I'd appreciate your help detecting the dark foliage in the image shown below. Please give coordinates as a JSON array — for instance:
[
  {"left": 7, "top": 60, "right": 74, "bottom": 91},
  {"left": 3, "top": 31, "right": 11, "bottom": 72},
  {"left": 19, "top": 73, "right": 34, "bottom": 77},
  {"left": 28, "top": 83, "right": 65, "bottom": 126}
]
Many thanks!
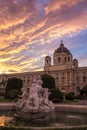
[
  {"left": 80, "top": 89, "right": 85, "bottom": 96},
  {"left": 75, "top": 94, "right": 84, "bottom": 100},
  {"left": 41, "top": 74, "right": 56, "bottom": 89},
  {"left": 49, "top": 89, "right": 64, "bottom": 103},
  {"left": 5, "top": 77, "right": 23, "bottom": 98},
  {"left": 6, "top": 89, "right": 20, "bottom": 99},
  {"left": 65, "top": 92, "right": 75, "bottom": 100},
  {"left": 0, "top": 88, "right": 5, "bottom": 96},
  {"left": 80, "top": 85, "right": 87, "bottom": 95},
  {"left": 80, "top": 85, "right": 87, "bottom": 100}
]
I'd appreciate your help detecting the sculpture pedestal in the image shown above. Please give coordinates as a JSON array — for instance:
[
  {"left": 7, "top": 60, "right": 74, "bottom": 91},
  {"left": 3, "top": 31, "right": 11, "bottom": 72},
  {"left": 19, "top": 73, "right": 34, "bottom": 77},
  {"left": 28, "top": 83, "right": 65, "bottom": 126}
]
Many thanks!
[{"left": 14, "top": 110, "right": 56, "bottom": 124}]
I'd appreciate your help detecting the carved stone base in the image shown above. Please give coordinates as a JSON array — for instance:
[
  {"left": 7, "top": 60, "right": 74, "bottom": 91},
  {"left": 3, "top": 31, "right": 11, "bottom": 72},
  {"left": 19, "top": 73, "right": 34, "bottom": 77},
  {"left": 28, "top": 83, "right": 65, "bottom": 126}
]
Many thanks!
[{"left": 14, "top": 110, "right": 56, "bottom": 124}]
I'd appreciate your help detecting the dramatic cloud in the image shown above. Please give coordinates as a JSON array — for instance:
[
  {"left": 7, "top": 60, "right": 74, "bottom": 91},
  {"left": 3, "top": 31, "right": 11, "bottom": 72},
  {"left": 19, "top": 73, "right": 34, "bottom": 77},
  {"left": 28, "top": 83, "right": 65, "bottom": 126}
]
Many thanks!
[{"left": 0, "top": 0, "right": 87, "bottom": 73}]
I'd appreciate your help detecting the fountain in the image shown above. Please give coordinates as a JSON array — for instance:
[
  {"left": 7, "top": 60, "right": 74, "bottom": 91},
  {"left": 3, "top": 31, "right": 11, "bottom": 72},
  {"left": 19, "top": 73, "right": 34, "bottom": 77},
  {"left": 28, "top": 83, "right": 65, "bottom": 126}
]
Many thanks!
[
  {"left": 14, "top": 76, "right": 55, "bottom": 123},
  {"left": 0, "top": 76, "right": 87, "bottom": 129}
]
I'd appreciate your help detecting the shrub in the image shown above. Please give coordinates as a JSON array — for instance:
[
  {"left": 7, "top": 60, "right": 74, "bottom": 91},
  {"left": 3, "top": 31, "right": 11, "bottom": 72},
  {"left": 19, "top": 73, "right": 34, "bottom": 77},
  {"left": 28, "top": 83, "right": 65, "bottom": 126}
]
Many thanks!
[
  {"left": 6, "top": 89, "right": 20, "bottom": 99},
  {"left": 49, "top": 89, "right": 64, "bottom": 103},
  {"left": 65, "top": 92, "right": 75, "bottom": 100},
  {"left": 41, "top": 74, "right": 56, "bottom": 90},
  {"left": 0, "top": 88, "right": 5, "bottom": 96},
  {"left": 5, "top": 78, "right": 22, "bottom": 98},
  {"left": 75, "top": 94, "right": 84, "bottom": 100}
]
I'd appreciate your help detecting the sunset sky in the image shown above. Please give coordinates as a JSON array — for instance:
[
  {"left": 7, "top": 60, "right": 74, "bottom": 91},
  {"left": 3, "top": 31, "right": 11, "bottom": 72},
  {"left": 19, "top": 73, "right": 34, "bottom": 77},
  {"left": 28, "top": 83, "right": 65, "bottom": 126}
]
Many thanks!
[{"left": 0, "top": 0, "right": 87, "bottom": 74}]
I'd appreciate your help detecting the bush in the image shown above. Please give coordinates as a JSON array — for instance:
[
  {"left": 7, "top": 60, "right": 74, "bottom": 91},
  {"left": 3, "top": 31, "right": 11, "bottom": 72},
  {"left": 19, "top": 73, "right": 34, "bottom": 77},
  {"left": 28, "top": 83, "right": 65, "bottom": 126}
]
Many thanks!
[
  {"left": 41, "top": 74, "right": 56, "bottom": 89},
  {"left": 0, "top": 88, "right": 5, "bottom": 96},
  {"left": 65, "top": 92, "right": 75, "bottom": 100},
  {"left": 6, "top": 89, "right": 20, "bottom": 99},
  {"left": 5, "top": 78, "right": 23, "bottom": 98},
  {"left": 49, "top": 89, "right": 64, "bottom": 103},
  {"left": 75, "top": 94, "right": 84, "bottom": 100}
]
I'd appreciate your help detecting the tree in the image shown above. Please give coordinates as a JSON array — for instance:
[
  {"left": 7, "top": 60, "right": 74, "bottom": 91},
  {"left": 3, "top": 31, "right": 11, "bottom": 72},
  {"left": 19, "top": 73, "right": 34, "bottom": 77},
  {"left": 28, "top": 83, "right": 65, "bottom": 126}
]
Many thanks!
[
  {"left": 5, "top": 77, "right": 23, "bottom": 98},
  {"left": 49, "top": 89, "right": 64, "bottom": 103},
  {"left": 65, "top": 92, "right": 75, "bottom": 100},
  {"left": 41, "top": 74, "right": 56, "bottom": 90},
  {"left": 80, "top": 85, "right": 87, "bottom": 100}
]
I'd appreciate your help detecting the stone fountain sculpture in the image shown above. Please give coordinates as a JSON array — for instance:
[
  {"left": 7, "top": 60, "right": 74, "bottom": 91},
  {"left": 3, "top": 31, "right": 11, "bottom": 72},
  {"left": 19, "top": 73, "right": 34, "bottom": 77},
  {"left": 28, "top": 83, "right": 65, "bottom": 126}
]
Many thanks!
[{"left": 15, "top": 76, "right": 55, "bottom": 122}]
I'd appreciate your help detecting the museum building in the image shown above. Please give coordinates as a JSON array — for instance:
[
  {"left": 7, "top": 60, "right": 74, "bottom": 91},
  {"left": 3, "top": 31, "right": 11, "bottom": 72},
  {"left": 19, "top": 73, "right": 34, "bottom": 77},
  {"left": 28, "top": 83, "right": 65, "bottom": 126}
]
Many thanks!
[{"left": 0, "top": 41, "right": 87, "bottom": 94}]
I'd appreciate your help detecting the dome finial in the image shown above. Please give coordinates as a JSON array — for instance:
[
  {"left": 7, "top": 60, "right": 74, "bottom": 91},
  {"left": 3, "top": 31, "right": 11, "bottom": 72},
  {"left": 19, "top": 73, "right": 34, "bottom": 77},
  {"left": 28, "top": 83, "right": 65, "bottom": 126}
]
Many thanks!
[
  {"left": 61, "top": 40, "right": 63, "bottom": 44},
  {"left": 60, "top": 40, "right": 64, "bottom": 47}
]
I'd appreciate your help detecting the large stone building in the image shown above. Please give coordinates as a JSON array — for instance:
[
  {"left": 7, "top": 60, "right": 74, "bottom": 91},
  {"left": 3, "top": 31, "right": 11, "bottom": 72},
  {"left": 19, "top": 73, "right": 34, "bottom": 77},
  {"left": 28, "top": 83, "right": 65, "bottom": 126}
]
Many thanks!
[{"left": 0, "top": 41, "right": 87, "bottom": 94}]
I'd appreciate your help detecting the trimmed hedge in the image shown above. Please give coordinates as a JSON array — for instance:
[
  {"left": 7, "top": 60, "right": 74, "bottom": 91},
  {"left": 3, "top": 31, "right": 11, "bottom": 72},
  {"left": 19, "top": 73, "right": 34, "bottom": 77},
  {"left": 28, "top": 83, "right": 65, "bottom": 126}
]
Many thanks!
[
  {"left": 6, "top": 89, "right": 21, "bottom": 99},
  {"left": 49, "top": 89, "right": 64, "bottom": 103},
  {"left": 75, "top": 94, "right": 84, "bottom": 100},
  {"left": 5, "top": 78, "right": 22, "bottom": 99},
  {"left": 65, "top": 92, "right": 75, "bottom": 100},
  {"left": 41, "top": 74, "right": 56, "bottom": 90}
]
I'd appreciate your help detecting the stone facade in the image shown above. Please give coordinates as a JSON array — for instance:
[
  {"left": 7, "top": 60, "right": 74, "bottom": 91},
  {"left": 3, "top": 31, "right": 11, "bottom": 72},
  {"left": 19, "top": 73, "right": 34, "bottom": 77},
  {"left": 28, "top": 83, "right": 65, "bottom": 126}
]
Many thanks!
[{"left": 0, "top": 41, "right": 87, "bottom": 94}]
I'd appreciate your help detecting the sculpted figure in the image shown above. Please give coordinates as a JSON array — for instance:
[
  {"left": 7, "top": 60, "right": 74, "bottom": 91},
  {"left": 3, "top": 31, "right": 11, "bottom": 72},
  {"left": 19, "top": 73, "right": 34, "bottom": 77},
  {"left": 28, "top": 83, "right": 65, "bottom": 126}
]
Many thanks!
[
  {"left": 15, "top": 87, "right": 28, "bottom": 110},
  {"left": 24, "top": 77, "right": 42, "bottom": 112},
  {"left": 15, "top": 75, "right": 54, "bottom": 114}
]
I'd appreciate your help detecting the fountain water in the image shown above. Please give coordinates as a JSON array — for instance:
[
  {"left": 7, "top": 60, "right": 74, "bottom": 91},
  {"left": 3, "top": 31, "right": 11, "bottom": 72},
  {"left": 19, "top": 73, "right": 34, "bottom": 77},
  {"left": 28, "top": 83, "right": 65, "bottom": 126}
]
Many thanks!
[{"left": 14, "top": 76, "right": 55, "bottom": 123}]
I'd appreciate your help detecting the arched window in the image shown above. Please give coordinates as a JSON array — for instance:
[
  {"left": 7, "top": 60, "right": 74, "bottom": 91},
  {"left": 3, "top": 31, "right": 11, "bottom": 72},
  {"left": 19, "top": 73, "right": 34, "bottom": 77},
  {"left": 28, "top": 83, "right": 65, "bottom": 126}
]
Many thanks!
[
  {"left": 77, "top": 86, "right": 80, "bottom": 92},
  {"left": 56, "top": 77, "right": 59, "bottom": 85},
  {"left": 68, "top": 57, "right": 70, "bottom": 62},
  {"left": 64, "top": 57, "right": 66, "bottom": 63},
  {"left": 62, "top": 77, "right": 65, "bottom": 83},
  {"left": 83, "top": 76, "right": 86, "bottom": 82},
  {"left": 74, "top": 62, "right": 76, "bottom": 66},
  {"left": 27, "top": 80, "right": 29, "bottom": 83},
  {"left": 67, "top": 71, "right": 70, "bottom": 82},
  {"left": 58, "top": 57, "right": 61, "bottom": 63},
  {"left": 46, "top": 59, "right": 48, "bottom": 64},
  {"left": 62, "top": 73, "right": 64, "bottom": 75}
]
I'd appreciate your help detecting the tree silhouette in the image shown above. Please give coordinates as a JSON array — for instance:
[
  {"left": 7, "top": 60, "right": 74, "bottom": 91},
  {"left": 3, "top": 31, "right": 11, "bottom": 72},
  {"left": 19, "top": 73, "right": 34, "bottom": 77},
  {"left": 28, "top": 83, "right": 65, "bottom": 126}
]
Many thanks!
[
  {"left": 5, "top": 77, "right": 23, "bottom": 98},
  {"left": 41, "top": 74, "right": 56, "bottom": 89},
  {"left": 80, "top": 85, "right": 87, "bottom": 100}
]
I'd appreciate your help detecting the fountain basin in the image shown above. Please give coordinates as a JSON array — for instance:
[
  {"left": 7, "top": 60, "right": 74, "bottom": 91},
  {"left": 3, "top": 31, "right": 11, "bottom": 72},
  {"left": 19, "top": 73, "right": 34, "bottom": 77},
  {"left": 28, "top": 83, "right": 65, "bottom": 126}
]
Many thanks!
[
  {"left": 55, "top": 104, "right": 87, "bottom": 113},
  {"left": 0, "top": 104, "right": 87, "bottom": 130},
  {"left": 0, "top": 103, "right": 15, "bottom": 111}
]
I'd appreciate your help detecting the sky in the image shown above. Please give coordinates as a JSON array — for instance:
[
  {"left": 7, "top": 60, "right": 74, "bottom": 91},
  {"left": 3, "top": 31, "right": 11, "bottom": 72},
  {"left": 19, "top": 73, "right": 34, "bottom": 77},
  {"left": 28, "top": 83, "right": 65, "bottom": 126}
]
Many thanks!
[{"left": 0, "top": 0, "right": 87, "bottom": 74}]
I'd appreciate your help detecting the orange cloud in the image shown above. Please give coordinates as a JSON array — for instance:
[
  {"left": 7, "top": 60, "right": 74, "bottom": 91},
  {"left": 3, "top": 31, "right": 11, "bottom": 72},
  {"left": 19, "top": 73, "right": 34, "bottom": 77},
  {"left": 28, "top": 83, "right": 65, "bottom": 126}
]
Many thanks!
[
  {"left": 45, "top": 0, "right": 84, "bottom": 14},
  {"left": 0, "top": 0, "right": 87, "bottom": 73}
]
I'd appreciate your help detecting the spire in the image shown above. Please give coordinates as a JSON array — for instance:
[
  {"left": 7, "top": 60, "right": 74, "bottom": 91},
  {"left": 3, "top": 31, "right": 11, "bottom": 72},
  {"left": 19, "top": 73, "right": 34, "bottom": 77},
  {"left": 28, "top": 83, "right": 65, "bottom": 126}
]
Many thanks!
[
  {"left": 60, "top": 40, "right": 64, "bottom": 47},
  {"left": 61, "top": 40, "right": 63, "bottom": 44},
  {"left": 60, "top": 40, "right": 64, "bottom": 52}
]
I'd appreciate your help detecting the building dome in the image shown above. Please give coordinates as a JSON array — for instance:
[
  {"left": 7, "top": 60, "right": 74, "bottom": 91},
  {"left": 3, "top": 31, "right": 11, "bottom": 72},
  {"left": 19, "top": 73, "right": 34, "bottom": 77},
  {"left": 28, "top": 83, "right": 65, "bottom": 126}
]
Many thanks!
[
  {"left": 54, "top": 41, "right": 71, "bottom": 55},
  {"left": 73, "top": 59, "right": 78, "bottom": 62},
  {"left": 45, "top": 55, "right": 51, "bottom": 67},
  {"left": 73, "top": 58, "right": 78, "bottom": 68},
  {"left": 45, "top": 55, "right": 51, "bottom": 59}
]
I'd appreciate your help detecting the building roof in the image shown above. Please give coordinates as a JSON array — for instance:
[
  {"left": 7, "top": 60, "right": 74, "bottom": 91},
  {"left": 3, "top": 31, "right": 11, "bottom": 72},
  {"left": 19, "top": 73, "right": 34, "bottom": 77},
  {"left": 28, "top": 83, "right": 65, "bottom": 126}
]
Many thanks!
[
  {"left": 45, "top": 55, "right": 51, "bottom": 58},
  {"left": 73, "top": 59, "right": 78, "bottom": 62},
  {"left": 54, "top": 41, "right": 71, "bottom": 55}
]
